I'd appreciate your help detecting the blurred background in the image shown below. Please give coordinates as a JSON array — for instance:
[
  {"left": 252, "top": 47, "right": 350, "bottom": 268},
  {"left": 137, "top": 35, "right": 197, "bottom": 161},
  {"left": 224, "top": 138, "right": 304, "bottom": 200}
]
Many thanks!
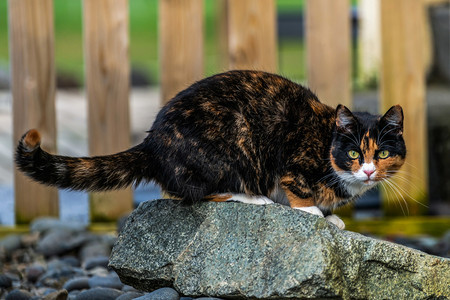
[{"left": 0, "top": 0, "right": 449, "bottom": 245}]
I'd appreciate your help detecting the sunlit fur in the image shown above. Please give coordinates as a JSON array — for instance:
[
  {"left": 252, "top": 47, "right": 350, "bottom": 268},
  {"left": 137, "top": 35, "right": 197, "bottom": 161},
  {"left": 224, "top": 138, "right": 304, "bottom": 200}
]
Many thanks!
[{"left": 15, "top": 70, "right": 406, "bottom": 215}]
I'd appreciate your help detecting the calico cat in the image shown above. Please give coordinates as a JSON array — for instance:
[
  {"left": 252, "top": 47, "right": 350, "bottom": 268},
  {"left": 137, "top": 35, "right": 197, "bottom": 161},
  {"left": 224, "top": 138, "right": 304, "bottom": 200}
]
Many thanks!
[{"left": 15, "top": 70, "right": 406, "bottom": 229}]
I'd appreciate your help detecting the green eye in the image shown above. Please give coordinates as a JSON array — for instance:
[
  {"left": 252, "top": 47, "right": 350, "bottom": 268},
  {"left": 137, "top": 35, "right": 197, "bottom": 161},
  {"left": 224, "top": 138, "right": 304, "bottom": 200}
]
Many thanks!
[
  {"left": 348, "top": 150, "right": 360, "bottom": 159},
  {"left": 378, "top": 150, "right": 390, "bottom": 159}
]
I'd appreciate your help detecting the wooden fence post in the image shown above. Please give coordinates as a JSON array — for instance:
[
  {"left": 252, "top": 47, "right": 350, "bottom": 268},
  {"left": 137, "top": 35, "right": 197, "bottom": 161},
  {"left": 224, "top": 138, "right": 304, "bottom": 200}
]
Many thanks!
[
  {"left": 159, "top": 0, "right": 204, "bottom": 104},
  {"left": 380, "top": 0, "right": 428, "bottom": 216},
  {"left": 358, "top": 0, "right": 381, "bottom": 86},
  {"left": 227, "top": 0, "right": 278, "bottom": 72},
  {"left": 8, "top": 0, "right": 59, "bottom": 224},
  {"left": 305, "top": 0, "right": 351, "bottom": 108},
  {"left": 83, "top": 0, "right": 133, "bottom": 222}
]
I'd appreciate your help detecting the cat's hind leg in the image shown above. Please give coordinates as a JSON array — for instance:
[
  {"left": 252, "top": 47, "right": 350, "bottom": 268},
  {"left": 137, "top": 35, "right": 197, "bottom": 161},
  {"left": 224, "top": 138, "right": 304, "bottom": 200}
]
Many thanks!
[{"left": 204, "top": 193, "right": 274, "bottom": 205}]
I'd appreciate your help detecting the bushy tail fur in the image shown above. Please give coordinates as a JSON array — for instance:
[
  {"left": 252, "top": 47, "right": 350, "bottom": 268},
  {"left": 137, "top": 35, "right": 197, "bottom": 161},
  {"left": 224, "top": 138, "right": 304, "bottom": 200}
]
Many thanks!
[{"left": 15, "top": 129, "right": 150, "bottom": 191}]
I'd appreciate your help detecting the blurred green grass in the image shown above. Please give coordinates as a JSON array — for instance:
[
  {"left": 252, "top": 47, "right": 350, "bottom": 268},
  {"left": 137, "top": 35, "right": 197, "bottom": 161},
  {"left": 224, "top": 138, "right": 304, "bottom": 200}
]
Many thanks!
[{"left": 0, "top": 0, "right": 308, "bottom": 85}]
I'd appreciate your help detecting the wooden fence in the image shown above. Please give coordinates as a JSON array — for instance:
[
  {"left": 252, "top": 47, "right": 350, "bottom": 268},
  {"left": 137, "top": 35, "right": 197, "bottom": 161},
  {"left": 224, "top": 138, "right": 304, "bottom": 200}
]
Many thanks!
[{"left": 8, "top": 0, "right": 432, "bottom": 224}]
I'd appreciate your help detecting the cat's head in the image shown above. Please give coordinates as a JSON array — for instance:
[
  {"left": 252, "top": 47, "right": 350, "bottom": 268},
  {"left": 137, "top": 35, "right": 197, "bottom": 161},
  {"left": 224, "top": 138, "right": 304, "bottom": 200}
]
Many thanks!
[{"left": 330, "top": 105, "right": 406, "bottom": 195}]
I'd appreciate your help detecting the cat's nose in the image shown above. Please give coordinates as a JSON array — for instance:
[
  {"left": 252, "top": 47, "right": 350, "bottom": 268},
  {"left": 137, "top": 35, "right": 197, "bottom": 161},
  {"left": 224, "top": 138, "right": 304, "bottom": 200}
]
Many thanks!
[{"left": 363, "top": 169, "right": 375, "bottom": 178}]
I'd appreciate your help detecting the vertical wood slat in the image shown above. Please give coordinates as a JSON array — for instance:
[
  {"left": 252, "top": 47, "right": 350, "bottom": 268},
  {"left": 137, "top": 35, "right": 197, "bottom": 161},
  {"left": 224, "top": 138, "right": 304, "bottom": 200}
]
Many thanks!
[
  {"left": 227, "top": 0, "right": 278, "bottom": 72},
  {"left": 83, "top": 0, "right": 133, "bottom": 222},
  {"left": 380, "top": 0, "right": 428, "bottom": 216},
  {"left": 159, "top": 0, "right": 204, "bottom": 104},
  {"left": 216, "top": 0, "right": 229, "bottom": 71},
  {"left": 8, "top": 0, "right": 59, "bottom": 224},
  {"left": 305, "top": 0, "right": 351, "bottom": 108},
  {"left": 358, "top": 0, "right": 381, "bottom": 86}
]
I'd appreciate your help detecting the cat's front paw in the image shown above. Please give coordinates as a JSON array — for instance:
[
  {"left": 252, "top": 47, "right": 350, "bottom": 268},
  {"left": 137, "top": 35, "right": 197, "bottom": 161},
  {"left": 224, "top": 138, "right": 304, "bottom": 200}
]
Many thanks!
[
  {"left": 229, "top": 194, "right": 274, "bottom": 205},
  {"left": 294, "top": 206, "right": 324, "bottom": 217},
  {"left": 325, "top": 214, "right": 345, "bottom": 229}
]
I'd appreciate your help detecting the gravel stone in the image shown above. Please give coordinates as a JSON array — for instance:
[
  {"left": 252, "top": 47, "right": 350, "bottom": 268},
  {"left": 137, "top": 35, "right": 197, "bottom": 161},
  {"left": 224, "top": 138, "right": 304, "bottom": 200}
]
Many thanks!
[
  {"left": 5, "top": 289, "right": 33, "bottom": 300},
  {"left": 62, "top": 277, "right": 90, "bottom": 292},
  {"left": 74, "top": 287, "right": 122, "bottom": 300},
  {"left": 83, "top": 255, "right": 109, "bottom": 270},
  {"left": 88, "top": 273, "right": 124, "bottom": 289},
  {"left": 0, "top": 274, "right": 13, "bottom": 288}
]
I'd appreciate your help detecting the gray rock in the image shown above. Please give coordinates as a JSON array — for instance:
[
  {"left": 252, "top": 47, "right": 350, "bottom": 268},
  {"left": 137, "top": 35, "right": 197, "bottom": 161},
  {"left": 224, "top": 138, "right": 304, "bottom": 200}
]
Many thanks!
[
  {"left": 110, "top": 200, "right": 450, "bottom": 299},
  {"left": 134, "top": 288, "right": 179, "bottom": 300},
  {"left": 74, "top": 287, "right": 122, "bottom": 300}
]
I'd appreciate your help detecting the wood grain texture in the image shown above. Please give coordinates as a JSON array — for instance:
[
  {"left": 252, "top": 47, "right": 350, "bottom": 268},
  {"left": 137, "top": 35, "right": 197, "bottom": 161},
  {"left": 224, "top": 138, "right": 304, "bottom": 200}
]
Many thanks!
[
  {"left": 227, "top": 0, "right": 277, "bottom": 72},
  {"left": 306, "top": 0, "right": 351, "bottom": 108},
  {"left": 380, "top": 0, "right": 428, "bottom": 216},
  {"left": 8, "top": 0, "right": 59, "bottom": 224},
  {"left": 83, "top": 0, "right": 132, "bottom": 221},
  {"left": 159, "top": 0, "right": 204, "bottom": 104}
]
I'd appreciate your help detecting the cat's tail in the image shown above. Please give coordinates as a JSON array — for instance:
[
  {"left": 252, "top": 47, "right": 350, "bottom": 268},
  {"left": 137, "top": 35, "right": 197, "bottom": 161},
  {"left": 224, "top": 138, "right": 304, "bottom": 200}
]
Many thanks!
[{"left": 15, "top": 129, "right": 151, "bottom": 191}]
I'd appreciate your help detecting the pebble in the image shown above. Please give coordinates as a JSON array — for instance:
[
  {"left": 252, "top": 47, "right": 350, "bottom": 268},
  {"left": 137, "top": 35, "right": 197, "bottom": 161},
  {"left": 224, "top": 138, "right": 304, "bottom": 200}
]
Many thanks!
[
  {"left": 135, "top": 287, "right": 179, "bottom": 300},
  {"left": 25, "top": 263, "right": 46, "bottom": 283},
  {"left": 74, "top": 287, "right": 123, "bottom": 300},
  {"left": 79, "top": 241, "right": 111, "bottom": 262},
  {"left": 5, "top": 289, "right": 33, "bottom": 300},
  {"left": 0, "top": 234, "right": 22, "bottom": 255},
  {"left": 60, "top": 256, "right": 81, "bottom": 268},
  {"left": 30, "top": 217, "right": 87, "bottom": 234},
  {"left": 88, "top": 273, "right": 124, "bottom": 290},
  {"left": 42, "top": 289, "right": 69, "bottom": 300},
  {"left": 0, "top": 274, "right": 13, "bottom": 288},
  {"left": 116, "top": 291, "right": 145, "bottom": 300},
  {"left": 62, "top": 277, "right": 90, "bottom": 292},
  {"left": 37, "top": 230, "right": 92, "bottom": 257},
  {"left": 83, "top": 255, "right": 110, "bottom": 270}
]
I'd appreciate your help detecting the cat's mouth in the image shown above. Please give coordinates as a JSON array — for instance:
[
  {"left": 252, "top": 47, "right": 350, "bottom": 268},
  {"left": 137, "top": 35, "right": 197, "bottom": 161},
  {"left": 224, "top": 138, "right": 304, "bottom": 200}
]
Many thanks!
[{"left": 363, "top": 179, "right": 377, "bottom": 185}]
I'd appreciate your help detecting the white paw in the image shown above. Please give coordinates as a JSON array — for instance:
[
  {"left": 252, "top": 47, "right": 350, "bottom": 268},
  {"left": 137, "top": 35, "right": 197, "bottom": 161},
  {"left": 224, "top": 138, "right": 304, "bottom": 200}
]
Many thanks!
[
  {"left": 294, "top": 206, "right": 324, "bottom": 217},
  {"left": 326, "top": 214, "right": 345, "bottom": 229},
  {"left": 229, "top": 194, "right": 274, "bottom": 205}
]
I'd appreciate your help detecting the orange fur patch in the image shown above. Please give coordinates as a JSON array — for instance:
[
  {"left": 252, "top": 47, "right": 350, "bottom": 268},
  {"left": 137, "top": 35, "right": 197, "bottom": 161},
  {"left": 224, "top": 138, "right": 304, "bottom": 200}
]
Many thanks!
[
  {"left": 282, "top": 187, "right": 315, "bottom": 208},
  {"left": 315, "top": 183, "right": 342, "bottom": 208},
  {"left": 24, "top": 129, "right": 41, "bottom": 150},
  {"left": 374, "top": 156, "right": 405, "bottom": 181},
  {"left": 361, "top": 132, "right": 378, "bottom": 163},
  {"left": 204, "top": 194, "right": 233, "bottom": 202}
]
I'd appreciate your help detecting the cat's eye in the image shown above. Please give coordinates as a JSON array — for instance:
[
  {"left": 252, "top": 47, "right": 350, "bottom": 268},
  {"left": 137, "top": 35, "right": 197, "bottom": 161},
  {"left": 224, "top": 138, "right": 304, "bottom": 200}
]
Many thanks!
[
  {"left": 378, "top": 150, "right": 390, "bottom": 159},
  {"left": 348, "top": 150, "right": 360, "bottom": 159}
]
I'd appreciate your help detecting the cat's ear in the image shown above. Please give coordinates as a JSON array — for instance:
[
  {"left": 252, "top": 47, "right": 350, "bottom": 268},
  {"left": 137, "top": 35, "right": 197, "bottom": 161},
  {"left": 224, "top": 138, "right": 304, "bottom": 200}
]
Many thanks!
[
  {"left": 335, "top": 105, "right": 357, "bottom": 132},
  {"left": 380, "top": 105, "right": 404, "bottom": 135}
]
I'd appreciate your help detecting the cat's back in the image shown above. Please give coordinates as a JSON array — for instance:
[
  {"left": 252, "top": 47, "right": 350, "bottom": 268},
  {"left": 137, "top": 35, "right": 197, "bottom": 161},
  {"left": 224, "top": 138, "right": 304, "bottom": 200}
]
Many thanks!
[{"left": 156, "top": 70, "right": 324, "bottom": 125}]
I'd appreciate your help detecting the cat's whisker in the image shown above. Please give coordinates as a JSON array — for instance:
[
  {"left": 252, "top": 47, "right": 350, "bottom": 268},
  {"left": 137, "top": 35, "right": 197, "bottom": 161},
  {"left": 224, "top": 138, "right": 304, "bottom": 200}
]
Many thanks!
[
  {"left": 384, "top": 177, "right": 428, "bottom": 209},
  {"left": 385, "top": 170, "right": 427, "bottom": 186},
  {"left": 380, "top": 181, "right": 407, "bottom": 216},
  {"left": 403, "top": 161, "right": 420, "bottom": 171},
  {"left": 382, "top": 179, "right": 409, "bottom": 215}
]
